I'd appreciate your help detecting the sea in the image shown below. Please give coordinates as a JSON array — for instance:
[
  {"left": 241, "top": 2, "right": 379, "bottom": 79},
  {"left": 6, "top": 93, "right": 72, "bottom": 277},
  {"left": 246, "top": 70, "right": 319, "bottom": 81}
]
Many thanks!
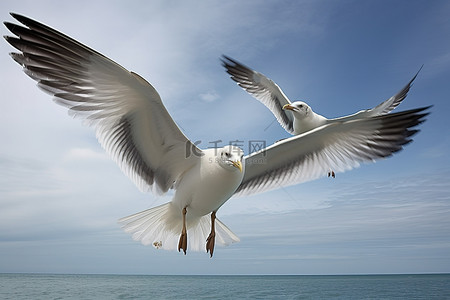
[{"left": 0, "top": 273, "right": 449, "bottom": 299}]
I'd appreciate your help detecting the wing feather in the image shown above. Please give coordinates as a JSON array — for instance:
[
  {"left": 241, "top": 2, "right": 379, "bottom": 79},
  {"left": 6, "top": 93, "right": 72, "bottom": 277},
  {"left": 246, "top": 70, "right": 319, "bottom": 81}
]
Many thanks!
[
  {"left": 369, "top": 66, "right": 423, "bottom": 116},
  {"left": 222, "top": 55, "right": 294, "bottom": 133},
  {"left": 235, "top": 107, "right": 430, "bottom": 196},
  {"left": 4, "top": 13, "right": 200, "bottom": 195},
  {"left": 332, "top": 67, "right": 423, "bottom": 122}
]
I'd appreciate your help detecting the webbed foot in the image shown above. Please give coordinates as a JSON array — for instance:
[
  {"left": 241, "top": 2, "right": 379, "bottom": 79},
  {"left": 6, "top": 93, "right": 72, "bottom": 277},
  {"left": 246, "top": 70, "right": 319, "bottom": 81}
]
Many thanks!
[
  {"left": 206, "top": 231, "right": 216, "bottom": 258},
  {"left": 178, "top": 207, "right": 188, "bottom": 255},
  {"left": 178, "top": 231, "right": 187, "bottom": 255},
  {"left": 206, "top": 211, "right": 216, "bottom": 258}
]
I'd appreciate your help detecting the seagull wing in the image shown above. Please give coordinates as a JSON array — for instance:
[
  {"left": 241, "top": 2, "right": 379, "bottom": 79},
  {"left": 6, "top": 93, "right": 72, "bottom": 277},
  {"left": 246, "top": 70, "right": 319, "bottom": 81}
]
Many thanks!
[
  {"left": 222, "top": 55, "right": 295, "bottom": 134},
  {"left": 333, "top": 67, "right": 423, "bottom": 122},
  {"left": 368, "top": 66, "right": 422, "bottom": 115},
  {"left": 4, "top": 13, "right": 201, "bottom": 195},
  {"left": 235, "top": 106, "right": 430, "bottom": 196}
]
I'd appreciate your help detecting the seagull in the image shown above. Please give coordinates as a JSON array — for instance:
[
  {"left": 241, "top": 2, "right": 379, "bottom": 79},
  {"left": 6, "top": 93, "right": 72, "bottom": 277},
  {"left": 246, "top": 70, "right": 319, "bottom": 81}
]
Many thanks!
[
  {"left": 4, "top": 13, "right": 430, "bottom": 257},
  {"left": 222, "top": 55, "right": 423, "bottom": 178},
  {"left": 4, "top": 13, "right": 244, "bottom": 257}
]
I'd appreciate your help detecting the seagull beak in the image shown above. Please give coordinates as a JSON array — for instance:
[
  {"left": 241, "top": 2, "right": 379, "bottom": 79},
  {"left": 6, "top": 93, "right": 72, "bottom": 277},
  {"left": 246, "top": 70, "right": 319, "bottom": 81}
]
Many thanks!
[
  {"left": 232, "top": 160, "right": 243, "bottom": 172},
  {"left": 283, "top": 104, "right": 295, "bottom": 111}
]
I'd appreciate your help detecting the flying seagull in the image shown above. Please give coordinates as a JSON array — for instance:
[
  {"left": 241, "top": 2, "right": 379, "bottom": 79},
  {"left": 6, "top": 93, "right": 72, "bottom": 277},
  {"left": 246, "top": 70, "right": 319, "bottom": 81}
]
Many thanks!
[
  {"left": 4, "top": 13, "right": 430, "bottom": 257},
  {"left": 222, "top": 55, "right": 423, "bottom": 178}
]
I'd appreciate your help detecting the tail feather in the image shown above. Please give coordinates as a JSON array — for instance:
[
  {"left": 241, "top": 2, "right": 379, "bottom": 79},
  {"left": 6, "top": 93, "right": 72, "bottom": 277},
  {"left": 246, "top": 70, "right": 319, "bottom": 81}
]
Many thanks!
[
  {"left": 118, "top": 202, "right": 240, "bottom": 252},
  {"left": 216, "top": 218, "right": 240, "bottom": 245}
]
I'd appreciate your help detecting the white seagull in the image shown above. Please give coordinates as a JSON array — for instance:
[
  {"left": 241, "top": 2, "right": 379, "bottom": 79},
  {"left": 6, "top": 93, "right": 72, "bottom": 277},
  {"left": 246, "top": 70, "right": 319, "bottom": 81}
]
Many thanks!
[
  {"left": 222, "top": 55, "right": 423, "bottom": 178},
  {"left": 222, "top": 55, "right": 422, "bottom": 134},
  {"left": 5, "top": 13, "right": 430, "bottom": 257}
]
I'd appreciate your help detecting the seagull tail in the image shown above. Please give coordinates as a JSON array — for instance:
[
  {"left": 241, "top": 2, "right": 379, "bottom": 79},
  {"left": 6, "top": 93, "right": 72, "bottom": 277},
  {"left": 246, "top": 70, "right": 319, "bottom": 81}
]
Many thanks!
[
  {"left": 215, "top": 217, "right": 241, "bottom": 246},
  {"left": 118, "top": 203, "right": 240, "bottom": 253}
]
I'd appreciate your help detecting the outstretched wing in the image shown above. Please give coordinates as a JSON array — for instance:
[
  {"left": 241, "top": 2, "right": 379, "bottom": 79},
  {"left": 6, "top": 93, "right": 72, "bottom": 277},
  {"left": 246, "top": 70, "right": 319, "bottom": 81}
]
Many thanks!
[
  {"left": 235, "top": 107, "right": 430, "bottom": 196},
  {"left": 4, "top": 13, "right": 200, "bottom": 195},
  {"left": 368, "top": 66, "right": 423, "bottom": 115},
  {"left": 333, "top": 67, "right": 423, "bottom": 122},
  {"left": 222, "top": 55, "right": 295, "bottom": 134}
]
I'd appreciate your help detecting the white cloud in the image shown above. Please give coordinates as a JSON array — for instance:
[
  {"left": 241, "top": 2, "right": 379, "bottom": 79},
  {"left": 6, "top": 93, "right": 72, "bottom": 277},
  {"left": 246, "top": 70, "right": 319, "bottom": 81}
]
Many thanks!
[
  {"left": 63, "top": 147, "right": 108, "bottom": 162},
  {"left": 199, "top": 90, "right": 220, "bottom": 103}
]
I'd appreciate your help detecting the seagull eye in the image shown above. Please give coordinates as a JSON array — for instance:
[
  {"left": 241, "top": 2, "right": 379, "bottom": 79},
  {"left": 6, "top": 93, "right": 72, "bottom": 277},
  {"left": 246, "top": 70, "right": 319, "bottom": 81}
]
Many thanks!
[
  {"left": 225, "top": 152, "right": 231, "bottom": 158},
  {"left": 298, "top": 104, "right": 303, "bottom": 108}
]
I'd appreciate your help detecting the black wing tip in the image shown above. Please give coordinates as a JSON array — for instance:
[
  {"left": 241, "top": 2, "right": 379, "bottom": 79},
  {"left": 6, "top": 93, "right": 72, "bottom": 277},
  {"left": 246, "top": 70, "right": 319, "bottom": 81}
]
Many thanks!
[
  {"left": 419, "top": 105, "right": 433, "bottom": 113},
  {"left": 10, "top": 53, "right": 30, "bottom": 69},
  {"left": 415, "top": 64, "right": 424, "bottom": 77},
  {"left": 4, "top": 13, "right": 31, "bottom": 38},
  {"left": 408, "top": 106, "right": 432, "bottom": 124},
  {"left": 221, "top": 54, "right": 238, "bottom": 68},
  {"left": 9, "top": 12, "right": 29, "bottom": 24},
  {"left": 221, "top": 54, "right": 233, "bottom": 63},
  {"left": 4, "top": 21, "right": 22, "bottom": 37},
  {"left": 390, "top": 65, "right": 425, "bottom": 107},
  {"left": 220, "top": 54, "right": 253, "bottom": 72},
  {"left": 407, "top": 105, "right": 432, "bottom": 115},
  {"left": 377, "top": 106, "right": 431, "bottom": 134},
  {"left": 405, "top": 129, "right": 420, "bottom": 138},
  {"left": 8, "top": 13, "right": 50, "bottom": 33},
  {"left": 387, "top": 106, "right": 432, "bottom": 119},
  {"left": 407, "top": 64, "right": 424, "bottom": 87},
  {"left": 3, "top": 35, "right": 22, "bottom": 51}
]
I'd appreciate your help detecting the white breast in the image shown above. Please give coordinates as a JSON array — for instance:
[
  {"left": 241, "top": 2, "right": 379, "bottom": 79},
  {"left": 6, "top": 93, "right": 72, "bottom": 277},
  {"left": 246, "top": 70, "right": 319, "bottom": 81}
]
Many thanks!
[
  {"left": 171, "top": 149, "right": 244, "bottom": 217},
  {"left": 293, "top": 112, "right": 328, "bottom": 135}
]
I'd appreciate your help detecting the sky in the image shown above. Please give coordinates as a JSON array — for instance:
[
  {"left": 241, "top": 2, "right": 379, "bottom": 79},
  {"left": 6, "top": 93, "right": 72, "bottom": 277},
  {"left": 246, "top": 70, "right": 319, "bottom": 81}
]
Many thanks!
[{"left": 0, "top": 0, "right": 449, "bottom": 275}]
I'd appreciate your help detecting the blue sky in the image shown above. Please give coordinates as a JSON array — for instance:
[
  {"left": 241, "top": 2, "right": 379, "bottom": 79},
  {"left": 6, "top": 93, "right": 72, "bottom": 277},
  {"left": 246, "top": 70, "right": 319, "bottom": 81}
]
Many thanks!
[{"left": 0, "top": 0, "right": 449, "bottom": 275}]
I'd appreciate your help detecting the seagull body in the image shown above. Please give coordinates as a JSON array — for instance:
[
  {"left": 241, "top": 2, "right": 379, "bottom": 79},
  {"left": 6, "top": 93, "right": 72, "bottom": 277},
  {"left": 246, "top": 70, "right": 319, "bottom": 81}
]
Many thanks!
[
  {"left": 120, "top": 146, "right": 244, "bottom": 255},
  {"left": 222, "top": 55, "right": 422, "bottom": 135},
  {"left": 170, "top": 148, "right": 244, "bottom": 217},
  {"left": 5, "top": 13, "right": 429, "bottom": 257}
]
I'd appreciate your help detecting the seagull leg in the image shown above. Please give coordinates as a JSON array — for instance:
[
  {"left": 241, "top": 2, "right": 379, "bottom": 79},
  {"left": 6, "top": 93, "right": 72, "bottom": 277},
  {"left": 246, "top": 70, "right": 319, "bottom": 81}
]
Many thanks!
[
  {"left": 206, "top": 211, "right": 216, "bottom": 258},
  {"left": 328, "top": 170, "right": 335, "bottom": 178},
  {"left": 178, "top": 207, "right": 188, "bottom": 255}
]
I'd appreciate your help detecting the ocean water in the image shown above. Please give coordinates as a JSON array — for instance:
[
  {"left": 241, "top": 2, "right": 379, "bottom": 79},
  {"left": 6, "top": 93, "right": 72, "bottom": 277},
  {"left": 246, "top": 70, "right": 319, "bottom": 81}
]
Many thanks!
[{"left": 0, "top": 273, "right": 448, "bottom": 299}]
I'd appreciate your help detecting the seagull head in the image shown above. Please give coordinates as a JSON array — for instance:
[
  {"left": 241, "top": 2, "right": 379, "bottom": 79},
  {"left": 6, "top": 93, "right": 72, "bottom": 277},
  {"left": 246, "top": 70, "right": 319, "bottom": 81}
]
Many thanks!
[
  {"left": 218, "top": 145, "right": 244, "bottom": 173},
  {"left": 282, "top": 101, "right": 310, "bottom": 117}
]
